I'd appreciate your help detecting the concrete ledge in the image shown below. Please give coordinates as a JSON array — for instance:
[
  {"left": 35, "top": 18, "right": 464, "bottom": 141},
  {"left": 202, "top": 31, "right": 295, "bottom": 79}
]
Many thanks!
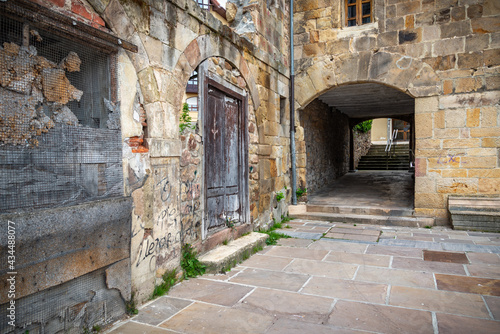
[
  {"left": 199, "top": 232, "right": 268, "bottom": 274},
  {"left": 449, "top": 197, "right": 500, "bottom": 232},
  {"left": 290, "top": 211, "right": 434, "bottom": 227}
]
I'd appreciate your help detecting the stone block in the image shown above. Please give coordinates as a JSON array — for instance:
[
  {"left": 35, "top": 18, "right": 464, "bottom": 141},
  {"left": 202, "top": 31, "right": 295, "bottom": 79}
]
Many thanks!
[
  {"left": 0, "top": 197, "right": 132, "bottom": 304},
  {"left": 460, "top": 156, "right": 497, "bottom": 168},
  {"left": 455, "top": 77, "right": 483, "bottom": 93},
  {"left": 480, "top": 106, "right": 499, "bottom": 127},
  {"left": 415, "top": 193, "right": 446, "bottom": 209},
  {"left": 471, "top": 17, "right": 500, "bottom": 34},
  {"left": 482, "top": 137, "right": 500, "bottom": 147},
  {"left": 137, "top": 67, "right": 160, "bottom": 104},
  {"left": 415, "top": 177, "right": 436, "bottom": 193},
  {"left": 466, "top": 108, "right": 480, "bottom": 127},
  {"left": 445, "top": 109, "right": 466, "bottom": 128},
  {"left": 432, "top": 37, "right": 465, "bottom": 57},
  {"left": 104, "top": 0, "right": 135, "bottom": 40},
  {"left": 325, "top": 38, "right": 350, "bottom": 55},
  {"left": 470, "top": 127, "right": 500, "bottom": 138},
  {"left": 302, "top": 43, "right": 326, "bottom": 57},
  {"left": 437, "top": 178, "right": 478, "bottom": 194},
  {"left": 484, "top": 49, "right": 500, "bottom": 67},
  {"left": 443, "top": 138, "right": 480, "bottom": 148},
  {"left": 440, "top": 21, "right": 472, "bottom": 39},
  {"left": 465, "top": 34, "right": 490, "bottom": 53},
  {"left": 140, "top": 34, "right": 163, "bottom": 67},
  {"left": 441, "top": 169, "right": 467, "bottom": 178},
  {"left": 415, "top": 113, "right": 433, "bottom": 138},
  {"left": 434, "top": 128, "right": 460, "bottom": 139}
]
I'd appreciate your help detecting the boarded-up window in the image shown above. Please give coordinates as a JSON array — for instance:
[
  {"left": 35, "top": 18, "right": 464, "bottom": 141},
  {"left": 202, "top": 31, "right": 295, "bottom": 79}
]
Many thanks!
[{"left": 0, "top": 13, "right": 122, "bottom": 212}]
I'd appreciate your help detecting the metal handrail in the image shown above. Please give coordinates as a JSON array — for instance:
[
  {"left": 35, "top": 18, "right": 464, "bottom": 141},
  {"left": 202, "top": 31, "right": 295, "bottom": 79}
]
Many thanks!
[{"left": 385, "top": 129, "right": 398, "bottom": 153}]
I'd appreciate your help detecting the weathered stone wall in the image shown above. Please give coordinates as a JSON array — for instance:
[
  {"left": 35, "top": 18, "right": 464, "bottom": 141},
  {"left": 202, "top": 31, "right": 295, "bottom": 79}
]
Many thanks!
[
  {"left": 299, "top": 99, "right": 349, "bottom": 194},
  {"left": 293, "top": 0, "right": 500, "bottom": 224},
  {"left": 15, "top": 0, "right": 291, "bottom": 312},
  {"left": 354, "top": 130, "right": 372, "bottom": 169}
]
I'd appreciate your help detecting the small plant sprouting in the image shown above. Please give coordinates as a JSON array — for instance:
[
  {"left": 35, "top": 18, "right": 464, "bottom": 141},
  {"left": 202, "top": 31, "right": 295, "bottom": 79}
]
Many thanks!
[
  {"left": 150, "top": 269, "right": 178, "bottom": 300},
  {"left": 181, "top": 244, "right": 206, "bottom": 279},
  {"left": 126, "top": 292, "right": 139, "bottom": 315},
  {"left": 222, "top": 239, "right": 229, "bottom": 246},
  {"left": 296, "top": 187, "right": 307, "bottom": 199},
  {"left": 276, "top": 191, "right": 284, "bottom": 202},
  {"left": 180, "top": 102, "right": 195, "bottom": 133},
  {"left": 285, "top": 224, "right": 292, "bottom": 229},
  {"left": 424, "top": 225, "right": 432, "bottom": 229},
  {"left": 92, "top": 325, "right": 101, "bottom": 333}
]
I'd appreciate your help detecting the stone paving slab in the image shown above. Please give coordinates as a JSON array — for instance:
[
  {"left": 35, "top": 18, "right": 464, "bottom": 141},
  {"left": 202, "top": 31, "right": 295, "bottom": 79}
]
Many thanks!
[
  {"left": 237, "top": 254, "right": 293, "bottom": 271},
  {"left": 238, "top": 288, "right": 334, "bottom": 324},
  {"left": 327, "top": 300, "right": 434, "bottom": 334},
  {"left": 106, "top": 221, "right": 500, "bottom": 334},
  {"left": 302, "top": 276, "right": 388, "bottom": 303},
  {"left": 354, "top": 266, "right": 435, "bottom": 288},
  {"left": 131, "top": 297, "right": 192, "bottom": 326},
  {"left": 284, "top": 258, "right": 358, "bottom": 279},
  {"left": 436, "top": 313, "right": 500, "bottom": 333},
  {"left": 228, "top": 268, "right": 309, "bottom": 292},
  {"left": 324, "top": 251, "right": 391, "bottom": 267},
  {"left": 265, "top": 317, "right": 364, "bottom": 334},
  {"left": 389, "top": 285, "right": 490, "bottom": 318},
  {"left": 392, "top": 256, "right": 467, "bottom": 275},
  {"left": 167, "top": 278, "right": 253, "bottom": 307},
  {"left": 423, "top": 250, "right": 469, "bottom": 263},
  {"left": 435, "top": 273, "right": 500, "bottom": 296},
  {"left": 160, "top": 302, "right": 275, "bottom": 334},
  {"left": 484, "top": 296, "right": 500, "bottom": 320}
]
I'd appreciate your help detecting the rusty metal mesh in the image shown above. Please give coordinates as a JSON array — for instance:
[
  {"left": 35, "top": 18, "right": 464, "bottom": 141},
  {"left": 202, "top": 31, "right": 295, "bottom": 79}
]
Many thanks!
[{"left": 0, "top": 14, "right": 122, "bottom": 212}]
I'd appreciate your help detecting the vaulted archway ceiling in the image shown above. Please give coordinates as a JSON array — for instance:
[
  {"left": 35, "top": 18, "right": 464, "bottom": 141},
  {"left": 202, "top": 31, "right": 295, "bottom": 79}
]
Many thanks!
[{"left": 317, "top": 83, "right": 415, "bottom": 119}]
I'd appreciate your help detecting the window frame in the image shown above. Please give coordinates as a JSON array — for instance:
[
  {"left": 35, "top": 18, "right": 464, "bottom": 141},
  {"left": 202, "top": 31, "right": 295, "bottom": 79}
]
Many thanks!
[{"left": 345, "top": 0, "right": 373, "bottom": 27}]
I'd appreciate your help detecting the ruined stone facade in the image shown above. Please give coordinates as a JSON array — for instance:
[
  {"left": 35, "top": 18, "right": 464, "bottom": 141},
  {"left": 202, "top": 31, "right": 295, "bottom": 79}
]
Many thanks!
[
  {"left": 293, "top": 0, "right": 500, "bottom": 224},
  {"left": 0, "top": 0, "right": 291, "bottom": 331}
]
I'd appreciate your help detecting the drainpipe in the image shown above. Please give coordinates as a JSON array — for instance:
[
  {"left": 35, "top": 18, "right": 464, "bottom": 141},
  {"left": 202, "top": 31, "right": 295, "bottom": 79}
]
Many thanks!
[{"left": 290, "top": 0, "right": 297, "bottom": 205}]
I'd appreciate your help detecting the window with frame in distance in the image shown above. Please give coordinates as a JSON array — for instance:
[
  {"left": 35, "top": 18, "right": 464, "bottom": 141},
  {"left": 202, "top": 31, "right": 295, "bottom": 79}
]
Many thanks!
[{"left": 345, "top": 0, "right": 373, "bottom": 27}]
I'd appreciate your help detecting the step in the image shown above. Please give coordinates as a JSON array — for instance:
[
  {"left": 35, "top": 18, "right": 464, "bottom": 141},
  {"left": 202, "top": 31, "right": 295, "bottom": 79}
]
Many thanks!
[
  {"left": 290, "top": 211, "right": 434, "bottom": 228},
  {"left": 306, "top": 204, "right": 415, "bottom": 217},
  {"left": 199, "top": 232, "right": 268, "bottom": 274}
]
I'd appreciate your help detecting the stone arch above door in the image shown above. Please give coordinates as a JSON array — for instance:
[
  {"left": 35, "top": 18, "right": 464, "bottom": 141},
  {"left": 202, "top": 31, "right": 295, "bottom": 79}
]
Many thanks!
[
  {"left": 175, "top": 34, "right": 261, "bottom": 112},
  {"left": 294, "top": 52, "right": 440, "bottom": 110}
]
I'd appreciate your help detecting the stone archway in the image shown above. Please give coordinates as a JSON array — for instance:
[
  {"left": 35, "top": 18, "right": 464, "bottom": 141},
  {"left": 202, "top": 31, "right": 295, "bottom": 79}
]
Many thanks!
[{"left": 294, "top": 51, "right": 440, "bottom": 110}]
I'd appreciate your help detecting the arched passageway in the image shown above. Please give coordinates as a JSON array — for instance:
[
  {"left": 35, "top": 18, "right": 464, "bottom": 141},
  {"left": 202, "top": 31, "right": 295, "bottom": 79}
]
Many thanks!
[{"left": 298, "top": 82, "right": 416, "bottom": 216}]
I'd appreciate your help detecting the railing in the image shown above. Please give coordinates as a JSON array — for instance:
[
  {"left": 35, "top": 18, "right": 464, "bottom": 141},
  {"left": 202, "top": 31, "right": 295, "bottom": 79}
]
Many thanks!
[{"left": 385, "top": 129, "right": 398, "bottom": 153}]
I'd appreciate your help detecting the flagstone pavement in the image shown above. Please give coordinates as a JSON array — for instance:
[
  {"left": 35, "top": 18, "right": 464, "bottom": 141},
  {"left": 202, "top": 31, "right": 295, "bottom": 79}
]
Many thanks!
[{"left": 107, "top": 220, "right": 500, "bottom": 334}]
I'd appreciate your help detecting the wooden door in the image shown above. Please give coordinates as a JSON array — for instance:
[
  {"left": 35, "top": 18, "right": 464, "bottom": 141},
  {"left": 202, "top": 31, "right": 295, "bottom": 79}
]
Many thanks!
[{"left": 204, "top": 81, "right": 247, "bottom": 233}]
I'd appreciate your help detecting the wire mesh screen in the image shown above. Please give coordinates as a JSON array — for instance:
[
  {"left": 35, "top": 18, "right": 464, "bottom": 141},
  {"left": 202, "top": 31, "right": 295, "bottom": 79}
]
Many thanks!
[{"left": 0, "top": 14, "right": 123, "bottom": 212}]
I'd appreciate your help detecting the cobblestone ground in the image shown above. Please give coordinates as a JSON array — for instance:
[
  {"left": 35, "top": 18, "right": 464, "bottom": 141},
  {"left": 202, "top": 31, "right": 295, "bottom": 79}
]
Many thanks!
[{"left": 108, "top": 220, "right": 500, "bottom": 334}]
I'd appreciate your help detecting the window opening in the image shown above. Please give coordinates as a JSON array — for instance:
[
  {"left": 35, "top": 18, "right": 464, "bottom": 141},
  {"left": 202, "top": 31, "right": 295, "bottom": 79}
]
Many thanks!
[
  {"left": 345, "top": 0, "right": 372, "bottom": 27},
  {"left": 196, "top": 0, "right": 211, "bottom": 10},
  {"left": 0, "top": 13, "right": 121, "bottom": 212},
  {"left": 186, "top": 70, "right": 198, "bottom": 93}
]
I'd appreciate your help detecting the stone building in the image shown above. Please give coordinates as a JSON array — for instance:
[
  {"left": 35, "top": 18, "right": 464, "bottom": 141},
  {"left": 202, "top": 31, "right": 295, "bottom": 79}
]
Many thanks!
[
  {"left": 293, "top": 0, "right": 499, "bottom": 223},
  {"left": 0, "top": 0, "right": 291, "bottom": 331},
  {"left": 0, "top": 0, "right": 498, "bottom": 332}
]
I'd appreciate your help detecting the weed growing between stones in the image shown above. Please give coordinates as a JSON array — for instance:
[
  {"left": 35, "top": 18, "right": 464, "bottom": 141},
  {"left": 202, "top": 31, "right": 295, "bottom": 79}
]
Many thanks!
[
  {"left": 275, "top": 191, "right": 284, "bottom": 202},
  {"left": 181, "top": 244, "right": 206, "bottom": 279},
  {"left": 150, "top": 269, "right": 178, "bottom": 300},
  {"left": 296, "top": 187, "right": 307, "bottom": 199},
  {"left": 126, "top": 292, "right": 139, "bottom": 315},
  {"left": 259, "top": 220, "right": 292, "bottom": 245}
]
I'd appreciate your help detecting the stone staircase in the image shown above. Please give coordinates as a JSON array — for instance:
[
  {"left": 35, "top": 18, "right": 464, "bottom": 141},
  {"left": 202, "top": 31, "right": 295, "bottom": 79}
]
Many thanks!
[
  {"left": 357, "top": 144, "right": 410, "bottom": 170},
  {"left": 290, "top": 204, "right": 434, "bottom": 228}
]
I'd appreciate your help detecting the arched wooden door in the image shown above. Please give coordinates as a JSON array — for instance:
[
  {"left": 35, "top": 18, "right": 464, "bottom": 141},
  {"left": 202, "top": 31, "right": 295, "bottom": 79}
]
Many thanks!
[{"left": 204, "top": 79, "right": 248, "bottom": 234}]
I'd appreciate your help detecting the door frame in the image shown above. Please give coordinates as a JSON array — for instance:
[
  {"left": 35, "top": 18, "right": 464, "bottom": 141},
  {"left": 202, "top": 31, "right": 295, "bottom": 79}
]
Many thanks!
[{"left": 201, "top": 76, "right": 249, "bottom": 238}]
